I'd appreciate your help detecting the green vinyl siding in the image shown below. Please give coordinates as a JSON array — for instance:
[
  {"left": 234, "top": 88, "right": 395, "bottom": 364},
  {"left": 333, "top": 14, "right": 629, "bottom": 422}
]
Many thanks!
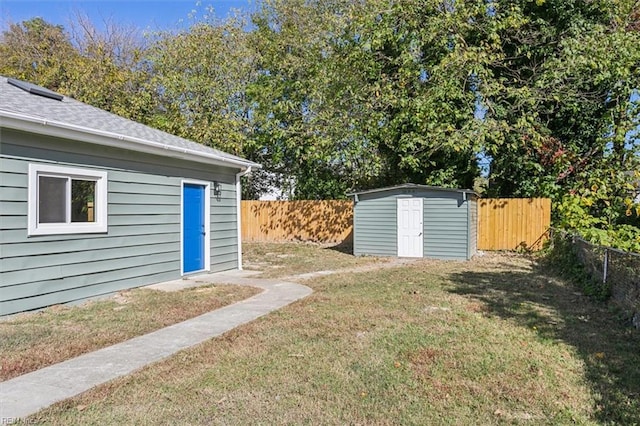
[
  {"left": 0, "top": 270, "right": 177, "bottom": 316},
  {"left": 0, "top": 129, "right": 242, "bottom": 316},
  {"left": 1, "top": 242, "right": 177, "bottom": 272},
  {"left": 352, "top": 187, "right": 475, "bottom": 260},
  {"left": 423, "top": 196, "right": 468, "bottom": 260},
  {"left": 0, "top": 201, "right": 24, "bottom": 215},
  {"left": 353, "top": 198, "right": 397, "bottom": 256},
  {"left": 1, "top": 233, "right": 178, "bottom": 258}
]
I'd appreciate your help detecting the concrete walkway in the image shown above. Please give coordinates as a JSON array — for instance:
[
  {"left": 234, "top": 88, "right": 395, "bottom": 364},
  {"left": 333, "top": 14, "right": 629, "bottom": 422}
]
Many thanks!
[{"left": 0, "top": 270, "right": 312, "bottom": 420}]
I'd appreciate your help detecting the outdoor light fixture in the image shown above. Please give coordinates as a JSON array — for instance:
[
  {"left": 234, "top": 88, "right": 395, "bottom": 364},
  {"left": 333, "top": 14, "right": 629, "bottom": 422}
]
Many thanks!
[{"left": 213, "top": 181, "right": 221, "bottom": 197}]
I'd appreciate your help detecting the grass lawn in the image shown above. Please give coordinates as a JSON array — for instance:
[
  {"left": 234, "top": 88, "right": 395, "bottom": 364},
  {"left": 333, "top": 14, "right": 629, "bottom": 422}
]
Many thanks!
[
  {"left": 22, "top": 244, "right": 640, "bottom": 424},
  {"left": 0, "top": 285, "right": 259, "bottom": 381},
  {"left": 242, "top": 241, "right": 387, "bottom": 278}
]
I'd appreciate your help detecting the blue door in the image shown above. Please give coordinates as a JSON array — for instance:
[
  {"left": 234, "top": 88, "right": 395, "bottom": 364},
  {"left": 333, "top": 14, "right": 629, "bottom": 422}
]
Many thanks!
[{"left": 183, "top": 183, "right": 205, "bottom": 273}]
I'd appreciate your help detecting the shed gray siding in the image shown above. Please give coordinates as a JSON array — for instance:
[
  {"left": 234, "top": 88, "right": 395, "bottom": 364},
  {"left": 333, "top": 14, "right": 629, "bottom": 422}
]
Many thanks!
[
  {"left": 0, "top": 129, "right": 240, "bottom": 316},
  {"left": 422, "top": 195, "right": 468, "bottom": 260},
  {"left": 353, "top": 196, "right": 397, "bottom": 256},
  {"left": 352, "top": 187, "right": 475, "bottom": 260}
]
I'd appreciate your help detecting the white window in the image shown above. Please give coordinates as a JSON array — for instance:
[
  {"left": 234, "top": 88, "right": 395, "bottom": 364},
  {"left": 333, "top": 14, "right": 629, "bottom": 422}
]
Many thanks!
[{"left": 28, "top": 164, "right": 108, "bottom": 235}]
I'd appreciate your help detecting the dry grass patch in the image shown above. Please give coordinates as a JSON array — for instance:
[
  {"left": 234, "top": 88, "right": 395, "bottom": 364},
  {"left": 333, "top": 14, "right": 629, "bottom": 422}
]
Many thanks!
[
  {"left": 242, "top": 241, "right": 385, "bottom": 278},
  {"left": 0, "top": 285, "right": 259, "bottom": 381}
]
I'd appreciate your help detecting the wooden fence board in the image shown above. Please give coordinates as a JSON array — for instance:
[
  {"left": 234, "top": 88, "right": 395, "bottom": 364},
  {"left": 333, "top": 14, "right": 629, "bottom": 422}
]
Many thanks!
[
  {"left": 241, "top": 200, "right": 353, "bottom": 243},
  {"left": 241, "top": 198, "right": 551, "bottom": 250},
  {"left": 477, "top": 198, "right": 551, "bottom": 251}
]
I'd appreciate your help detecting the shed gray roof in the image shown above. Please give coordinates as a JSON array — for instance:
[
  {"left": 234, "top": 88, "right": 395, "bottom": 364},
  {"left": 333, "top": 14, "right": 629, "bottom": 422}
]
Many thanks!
[
  {"left": 0, "top": 76, "right": 259, "bottom": 170},
  {"left": 347, "top": 183, "right": 479, "bottom": 197}
]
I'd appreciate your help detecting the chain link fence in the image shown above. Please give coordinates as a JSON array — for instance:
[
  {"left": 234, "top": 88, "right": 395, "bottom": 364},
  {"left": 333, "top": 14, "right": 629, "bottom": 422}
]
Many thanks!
[{"left": 550, "top": 229, "right": 640, "bottom": 329}]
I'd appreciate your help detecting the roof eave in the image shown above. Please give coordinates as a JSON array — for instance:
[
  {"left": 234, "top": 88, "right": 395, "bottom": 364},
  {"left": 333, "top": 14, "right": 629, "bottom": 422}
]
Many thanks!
[{"left": 0, "top": 110, "right": 261, "bottom": 171}]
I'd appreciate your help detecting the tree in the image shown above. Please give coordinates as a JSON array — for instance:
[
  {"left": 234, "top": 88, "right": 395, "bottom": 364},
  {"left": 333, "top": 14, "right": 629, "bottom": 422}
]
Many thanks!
[
  {"left": 147, "top": 16, "right": 257, "bottom": 157},
  {"left": 343, "top": 0, "right": 489, "bottom": 190},
  {"left": 480, "top": 0, "right": 639, "bottom": 198},
  {"left": 473, "top": 0, "right": 640, "bottom": 248},
  {"left": 0, "top": 17, "right": 76, "bottom": 90},
  {"left": 248, "top": 0, "right": 487, "bottom": 198},
  {"left": 248, "top": 0, "right": 379, "bottom": 199},
  {"left": 61, "top": 13, "right": 155, "bottom": 122}
]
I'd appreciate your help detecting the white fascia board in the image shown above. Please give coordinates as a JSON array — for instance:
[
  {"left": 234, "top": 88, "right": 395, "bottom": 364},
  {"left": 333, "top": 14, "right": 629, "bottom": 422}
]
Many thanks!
[{"left": 0, "top": 110, "right": 261, "bottom": 171}]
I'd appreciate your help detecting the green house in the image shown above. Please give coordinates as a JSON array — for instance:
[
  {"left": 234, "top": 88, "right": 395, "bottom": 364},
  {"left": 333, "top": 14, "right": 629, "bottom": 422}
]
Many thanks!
[
  {"left": 348, "top": 184, "right": 478, "bottom": 260},
  {"left": 0, "top": 77, "right": 260, "bottom": 316}
]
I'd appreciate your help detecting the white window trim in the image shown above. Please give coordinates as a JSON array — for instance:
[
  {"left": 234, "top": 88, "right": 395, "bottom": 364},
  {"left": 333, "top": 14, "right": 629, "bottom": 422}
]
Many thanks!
[
  {"left": 28, "top": 163, "right": 108, "bottom": 236},
  {"left": 180, "top": 179, "right": 211, "bottom": 275}
]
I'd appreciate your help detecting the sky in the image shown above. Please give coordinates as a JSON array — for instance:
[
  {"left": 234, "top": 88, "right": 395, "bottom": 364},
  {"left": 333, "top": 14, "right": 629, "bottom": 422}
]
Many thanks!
[{"left": 0, "top": 0, "right": 254, "bottom": 32}]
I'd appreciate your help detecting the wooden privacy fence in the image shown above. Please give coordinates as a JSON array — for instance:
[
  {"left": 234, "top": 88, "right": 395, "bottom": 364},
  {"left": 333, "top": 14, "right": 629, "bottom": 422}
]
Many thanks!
[
  {"left": 241, "top": 198, "right": 551, "bottom": 251},
  {"left": 477, "top": 198, "right": 551, "bottom": 251},
  {"left": 241, "top": 200, "right": 353, "bottom": 243}
]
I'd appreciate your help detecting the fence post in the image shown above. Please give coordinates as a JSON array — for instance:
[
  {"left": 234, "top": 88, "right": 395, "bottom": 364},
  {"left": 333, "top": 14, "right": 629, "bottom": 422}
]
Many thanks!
[{"left": 603, "top": 248, "right": 608, "bottom": 284}]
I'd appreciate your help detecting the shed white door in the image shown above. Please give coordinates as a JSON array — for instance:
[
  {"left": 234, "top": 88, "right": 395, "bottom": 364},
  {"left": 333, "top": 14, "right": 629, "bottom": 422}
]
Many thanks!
[{"left": 397, "top": 198, "right": 423, "bottom": 257}]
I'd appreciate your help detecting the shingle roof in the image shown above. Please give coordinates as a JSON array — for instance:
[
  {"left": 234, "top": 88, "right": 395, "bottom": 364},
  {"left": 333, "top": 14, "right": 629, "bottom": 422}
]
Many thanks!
[
  {"left": 347, "top": 183, "right": 478, "bottom": 197},
  {"left": 0, "top": 76, "right": 259, "bottom": 169}
]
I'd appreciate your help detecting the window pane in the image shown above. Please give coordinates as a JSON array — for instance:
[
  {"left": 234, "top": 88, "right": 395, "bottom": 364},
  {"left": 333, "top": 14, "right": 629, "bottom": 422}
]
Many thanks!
[
  {"left": 39, "top": 176, "right": 67, "bottom": 223},
  {"left": 71, "top": 180, "right": 96, "bottom": 223}
]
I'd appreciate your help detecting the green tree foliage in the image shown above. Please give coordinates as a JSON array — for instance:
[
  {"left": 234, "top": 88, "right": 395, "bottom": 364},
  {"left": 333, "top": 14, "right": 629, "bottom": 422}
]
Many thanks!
[
  {"left": 0, "top": 18, "right": 76, "bottom": 90},
  {"left": 482, "top": 0, "right": 639, "bottom": 195},
  {"left": 247, "top": 0, "right": 379, "bottom": 199},
  {"left": 248, "top": 0, "right": 498, "bottom": 198},
  {"left": 147, "top": 16, "right": 257, "bottom": 156},
  {"left": 62, "top": 14, "right": 155, "bottom": 122},
  {"left": 475, "top": 0, "right": 640, "bottom": 248},
  {"left": 346, "top": 0, "right": 489, "bottom": 190}
]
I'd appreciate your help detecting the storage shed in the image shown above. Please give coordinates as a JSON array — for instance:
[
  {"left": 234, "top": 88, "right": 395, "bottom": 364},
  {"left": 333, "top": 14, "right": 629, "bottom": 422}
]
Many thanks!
[
  {"left": 348, "top": 184, "right": 478, "bottom": 260},
  {"left": 0, "top": 77, "right": 260, "bottom": 316}
]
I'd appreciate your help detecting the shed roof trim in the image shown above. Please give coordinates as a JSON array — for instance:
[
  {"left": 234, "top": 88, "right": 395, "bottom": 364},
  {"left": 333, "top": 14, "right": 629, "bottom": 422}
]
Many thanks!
[
  {"left": 347, "top": 183, "right": 478, "bottom": 197},
  {"left": 0, "top": 76, "right": 260, "bottom": 170}
]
